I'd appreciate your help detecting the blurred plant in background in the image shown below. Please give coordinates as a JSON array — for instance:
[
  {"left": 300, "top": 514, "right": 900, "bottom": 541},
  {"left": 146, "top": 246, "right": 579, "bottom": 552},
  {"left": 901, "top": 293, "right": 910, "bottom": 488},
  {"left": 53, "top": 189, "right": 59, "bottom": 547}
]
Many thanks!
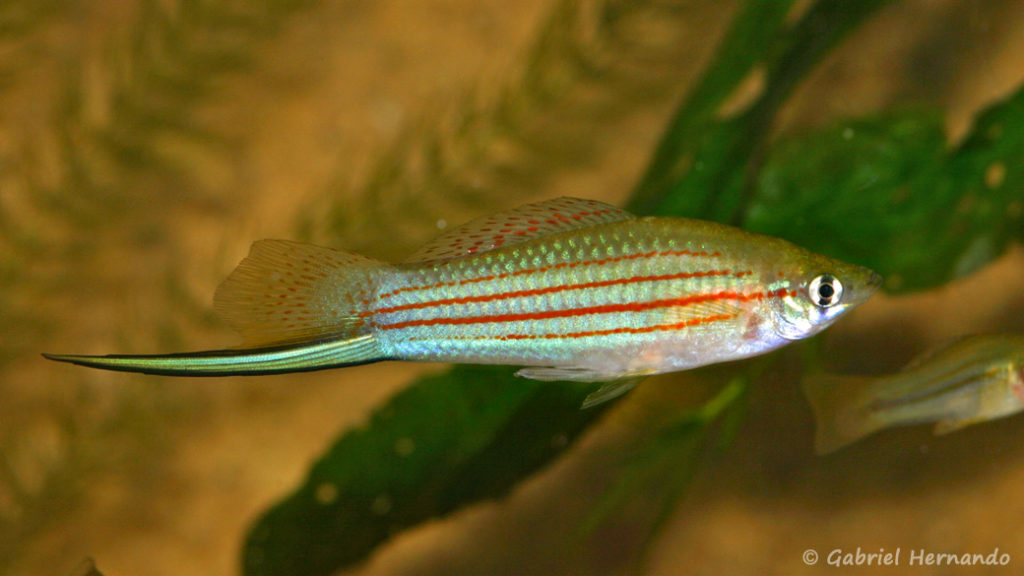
[
  {"left": 2, "top": 1, "right": 1023, "bottom": 575},
  {"left": 246, "top": 1, "right": 1024, "bottom": 575}
]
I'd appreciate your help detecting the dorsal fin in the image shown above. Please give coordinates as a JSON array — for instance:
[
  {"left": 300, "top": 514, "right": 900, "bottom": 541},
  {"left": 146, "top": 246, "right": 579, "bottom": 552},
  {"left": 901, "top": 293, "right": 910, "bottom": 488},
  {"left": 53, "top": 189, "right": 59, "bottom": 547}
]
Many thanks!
[
  {"left": 214, "top": 240, "right": 386, "bottom": 348},
  {"left": 404, "top": 197, "right": 634, "bottom": 263}
]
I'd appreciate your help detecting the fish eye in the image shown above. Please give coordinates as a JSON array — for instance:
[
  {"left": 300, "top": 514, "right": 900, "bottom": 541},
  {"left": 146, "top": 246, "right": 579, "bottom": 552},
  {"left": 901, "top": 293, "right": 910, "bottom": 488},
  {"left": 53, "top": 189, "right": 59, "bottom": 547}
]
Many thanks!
[{"left": 808, "top": 274, "right": 843, "bottom": 308}]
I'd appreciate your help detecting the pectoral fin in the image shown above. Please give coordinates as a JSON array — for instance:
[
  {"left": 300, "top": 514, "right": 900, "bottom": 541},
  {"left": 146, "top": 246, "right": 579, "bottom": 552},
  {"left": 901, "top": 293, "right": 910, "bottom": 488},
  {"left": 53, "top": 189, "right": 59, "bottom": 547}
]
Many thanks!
[{"left": 580, "top": 378, "right": 646, "bottom": 409}]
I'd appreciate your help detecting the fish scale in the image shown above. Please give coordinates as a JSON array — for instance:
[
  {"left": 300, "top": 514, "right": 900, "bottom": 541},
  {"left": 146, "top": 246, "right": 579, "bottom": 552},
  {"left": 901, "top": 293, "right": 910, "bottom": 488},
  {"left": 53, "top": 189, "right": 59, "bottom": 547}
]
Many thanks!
[
  {"left": 43, "top": 197, "right": 881, "bottom": 404},
  {"left": 372, "top": 218, "right": 808, "bottom": 377}
]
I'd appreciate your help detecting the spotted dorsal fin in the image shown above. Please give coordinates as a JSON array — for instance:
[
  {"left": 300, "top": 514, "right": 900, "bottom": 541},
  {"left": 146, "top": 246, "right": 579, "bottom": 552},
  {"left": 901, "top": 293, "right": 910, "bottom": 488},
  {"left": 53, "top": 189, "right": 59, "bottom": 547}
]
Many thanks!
[{"left": 403, "top": 197, "right": 634, "bottom": 263}]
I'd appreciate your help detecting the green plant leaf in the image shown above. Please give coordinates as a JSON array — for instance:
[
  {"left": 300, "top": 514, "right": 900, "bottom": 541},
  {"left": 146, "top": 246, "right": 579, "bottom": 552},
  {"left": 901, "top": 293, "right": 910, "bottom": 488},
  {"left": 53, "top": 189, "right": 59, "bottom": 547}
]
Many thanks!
[
  {"left": 243, "top": 366, "right": 611, "bottom": 576},
  {"left": 578, "top": 374, "right": 747, "bottom": 540},
  {"left": 631, "top": 0, "right": 895, "bottom": 220},
  {"left": 745, "top": 109, "right": 948, "bottom": 289},
  {"left": 744, "top": 82, "right": 1024, "bottom": 292},
  {"left": 242, "top": 1, "right": 908, "bottom": 574},
  {"left": 628, "top": 0, "right": 797, "bottom": 216},
  {"left": 946, "top": 86, "right": 1024, "bottom": 248}
]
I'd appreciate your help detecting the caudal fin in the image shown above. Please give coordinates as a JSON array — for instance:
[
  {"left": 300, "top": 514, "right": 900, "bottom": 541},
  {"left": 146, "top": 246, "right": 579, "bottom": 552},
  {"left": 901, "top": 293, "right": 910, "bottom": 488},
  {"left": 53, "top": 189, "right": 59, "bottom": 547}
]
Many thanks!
[
  {"left": 42, "top": 336, "right": 382, "bottom": 376},
  {"left": 215, "top": 239, "right": 387, "bottom": 347},
  {"left": 801, "top": 374, "right": 882, "bottom": 454},
  {"left": 44, "top": 240, "right": 392, "bottom": 376}
]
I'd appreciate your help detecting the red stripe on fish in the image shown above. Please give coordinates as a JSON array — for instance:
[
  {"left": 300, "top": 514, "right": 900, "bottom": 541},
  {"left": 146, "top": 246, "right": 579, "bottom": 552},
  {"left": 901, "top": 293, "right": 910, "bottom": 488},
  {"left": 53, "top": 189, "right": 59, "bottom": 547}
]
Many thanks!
[
  {"left": 369, "top": 269, "right": 751, "bottom": 316},
  {"left": 373, "top": 290, "right": 788, "bottom": 331}
]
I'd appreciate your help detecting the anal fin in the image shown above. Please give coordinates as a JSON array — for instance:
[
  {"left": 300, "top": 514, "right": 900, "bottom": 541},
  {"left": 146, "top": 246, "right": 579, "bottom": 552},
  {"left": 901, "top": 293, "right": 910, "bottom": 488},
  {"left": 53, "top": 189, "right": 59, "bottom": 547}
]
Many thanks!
[
  {"left": 514, "top": 365, "right": 650, "bottom": 409},
  {"left": 515, "top": 365, "right": 652, "bottom": 382}
]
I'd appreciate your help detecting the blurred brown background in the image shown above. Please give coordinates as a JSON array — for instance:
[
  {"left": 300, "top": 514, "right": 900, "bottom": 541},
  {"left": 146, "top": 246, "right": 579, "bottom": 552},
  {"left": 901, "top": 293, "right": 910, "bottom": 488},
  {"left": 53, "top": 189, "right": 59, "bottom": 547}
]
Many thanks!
[{"left": 2, "top": 1, "right": 1024, "bottom": 574}]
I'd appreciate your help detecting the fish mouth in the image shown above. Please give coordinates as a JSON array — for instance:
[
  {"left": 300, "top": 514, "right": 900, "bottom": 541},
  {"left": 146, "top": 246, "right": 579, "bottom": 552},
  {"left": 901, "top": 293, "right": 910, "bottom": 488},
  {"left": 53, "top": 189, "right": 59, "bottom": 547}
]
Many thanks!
[
  {"left": 860, "top": 270, "right": 883, "bottom": 297},
  {"left": 847, "top": 269, "right": 883, "bottom": 308},
  {"left": 867, "top": 271, "right": 884, "bottom": 291}
]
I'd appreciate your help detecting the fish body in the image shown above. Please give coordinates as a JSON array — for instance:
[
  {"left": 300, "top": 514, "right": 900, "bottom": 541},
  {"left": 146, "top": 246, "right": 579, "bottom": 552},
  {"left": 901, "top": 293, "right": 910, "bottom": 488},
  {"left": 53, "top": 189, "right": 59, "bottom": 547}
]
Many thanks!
[
  {"left": 45, "top": 198, "right": 880, "bottom": 394},
  {"left": 802, "top": 334, "right": 1024, "bottom": 454},
  {"left": 377, "top": 216, "right": 873, "bottom": 380}
]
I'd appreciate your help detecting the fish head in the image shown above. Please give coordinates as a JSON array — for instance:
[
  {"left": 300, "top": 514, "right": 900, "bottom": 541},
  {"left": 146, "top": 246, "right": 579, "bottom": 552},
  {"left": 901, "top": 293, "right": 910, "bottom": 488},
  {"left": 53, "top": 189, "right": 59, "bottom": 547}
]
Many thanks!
[{"left": 766, "top": 249, "right": 882, "bottom": 341}]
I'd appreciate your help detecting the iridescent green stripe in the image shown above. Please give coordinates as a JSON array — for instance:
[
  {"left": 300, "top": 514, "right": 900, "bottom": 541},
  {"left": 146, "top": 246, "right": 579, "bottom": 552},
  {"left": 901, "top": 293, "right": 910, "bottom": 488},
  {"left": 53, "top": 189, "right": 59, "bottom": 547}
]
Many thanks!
[{"left": 42, "top": 335, "right": 382, "bottom": 376}]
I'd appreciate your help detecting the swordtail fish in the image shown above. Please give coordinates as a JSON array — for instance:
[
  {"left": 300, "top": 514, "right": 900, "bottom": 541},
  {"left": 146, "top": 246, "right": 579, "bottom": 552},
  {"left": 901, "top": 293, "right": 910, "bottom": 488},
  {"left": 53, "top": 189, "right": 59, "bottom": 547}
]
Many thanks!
[
  {"left": 803, "top": 334, "right": 1024, "bottom": 454},
  {"left": 44, "top": 197, "right": 880, "bottom": 402}
]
